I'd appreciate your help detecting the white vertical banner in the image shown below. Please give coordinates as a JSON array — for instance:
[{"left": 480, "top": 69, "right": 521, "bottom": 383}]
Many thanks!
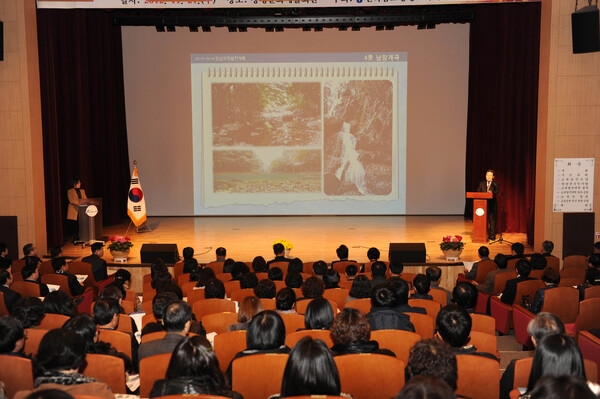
[{"left": 553, "top": 158, "right": 594, "bottom": 212}]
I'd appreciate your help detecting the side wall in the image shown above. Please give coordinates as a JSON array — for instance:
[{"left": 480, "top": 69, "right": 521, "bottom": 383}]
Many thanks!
[
  {"left": 0, "top": 0, "right": 47, "bottom": 255},
  {"left": 535, "top": 0, "right": 600, "bottom": 258}
]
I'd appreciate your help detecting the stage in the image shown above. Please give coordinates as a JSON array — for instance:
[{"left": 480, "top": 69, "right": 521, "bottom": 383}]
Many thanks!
[{"left": 61, "top": 215, "right": 529, "bottom": 293}]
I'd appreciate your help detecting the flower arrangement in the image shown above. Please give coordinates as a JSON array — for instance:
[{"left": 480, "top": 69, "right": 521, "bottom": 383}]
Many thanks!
[
  {"left": 439, "top": 235, "right": 465, "bottom": 251},
  {"left": 273, "top": 239, "right": 293, "bottom": 251},
  {"left": 107, "top": 236, "right": 134, "bottom": 252}
]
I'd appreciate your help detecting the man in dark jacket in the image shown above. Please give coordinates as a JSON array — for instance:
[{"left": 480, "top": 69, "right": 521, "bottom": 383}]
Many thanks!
[
  {"left": 500, "top": 259, "right": 535, "bottom": 305},
  {"left": 367, "top": 283, "right": 415, "bottom": 332}
]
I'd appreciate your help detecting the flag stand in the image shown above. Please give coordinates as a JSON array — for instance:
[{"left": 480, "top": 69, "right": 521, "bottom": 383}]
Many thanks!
[{"left": 136, "top": 222, "right": 152, "bottom": 233}]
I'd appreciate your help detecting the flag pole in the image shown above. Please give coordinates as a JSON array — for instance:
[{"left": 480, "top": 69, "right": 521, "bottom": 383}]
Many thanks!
[{"left": 127, "top": 160, "right": 151, "bottom": 232}]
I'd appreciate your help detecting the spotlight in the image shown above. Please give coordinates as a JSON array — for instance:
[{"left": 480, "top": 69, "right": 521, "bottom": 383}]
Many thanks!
[
  {"left": 417, "top": 24, "right": 426, "bottom": 30},
  {"left": 351, "top": 26, "right": 360, "bottom": 31},
  {"left": 202, "top": 26, "right": 211, "bottom": 32},
  {"left": 228, "top": 26, "right": 237, "bottom": 32},
  {"left": 155, "top": 26, "right": 165, "bottom": 32},
  {"left": 427, "top": 23, "right": 436, "bottom": 29},
  {"left": 265, "top": 26, "right": 275, "bottom": 32},
  {"left": 239, "top": 26, "right": 248, "bottom": 32},
  {"left": 314, "top": 26, "right": 323, "bottom": 32},
  {"left": 189, "top": 26, "right": 198, "bottom": 32},
  {"left": 339, "top": 25, "right": 348, "bottom": 31},
  {"left": 302, "top": 26, "right": 311, "bottom": 31},
  {"left": 385, "top": 25, "right": 394, "bottom": 30},
  {"left": 375, "top": 25, "right": 384, "bottom": 31},
  {"left": 166, "top": 25, "right": 175, "bottom": 32},
  {"left": 275, "top": 26, "right": 284, "bottom": 32}
]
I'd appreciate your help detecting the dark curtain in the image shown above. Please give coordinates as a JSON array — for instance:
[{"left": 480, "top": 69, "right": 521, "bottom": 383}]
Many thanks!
[
  {"left": 465, "top": 3, "right": 541, "bottom": 246},
  {"left": 37, "top": 9, "right": 130, "bottom": 247}
]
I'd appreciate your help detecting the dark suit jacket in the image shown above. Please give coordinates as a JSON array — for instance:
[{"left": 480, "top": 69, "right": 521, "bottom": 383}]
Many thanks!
[
  {"left": 138, "top": 332, "right": 185, "bottom": 361},
  {"left": 266, "top": 256, "right": 291, "bottom": 267},
  {"left": 477, "top": 180, "right": 500, "bottom": 212},
  {"left": 0, "top": 285, "right": 22, "bottom": 314},
  {"left": 501, "top": 276, "right": 535, "bottom": 305},
  {"left": 81, "top": 254, "right": 108, "bottom": 282},
  {"left": 56, "top": 270, "right": 85, "bottom": 296}
]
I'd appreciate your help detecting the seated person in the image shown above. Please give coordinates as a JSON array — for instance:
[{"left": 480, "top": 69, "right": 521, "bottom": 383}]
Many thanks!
[
  {"left": 579, "top": 266, "right": 600, "bottom": 301},
  {"left": 530, "top": 267, "right": 560, "bottom": 314},
  {"left": 388, "top": 277, "right": 426, "bottom": 315},
  {"left": 150, "top": 335, "right": 242, "bottom": 398},
  {"left": 530, "top": 253, "right": 548, "bottom": 271},
  {"left": 284, "top": 272, "right": 303, "bottom": 289},
  {"left": 395, "top": 376, "right": 455, "bottom": 399},
  {"left": 226, "top": 310, "right": 290, "bottom": 382},
  {"left": 254, "top": 279, "right": 276, "bottom": 299},
  {"left": 0, "top": 268, "right": 22, "bottom": 315},
  {"left": 239, "top": 273, "right": 258, "bottom": 290},
  {"left": 229, "top": 296, "right": 264, "bottom": 332},
  {"left": 331, "top": 308, "right": 396, "bottom": 357},
  {"left": 141, "top": 292, "right": 179, "bottom": 335},
  {"left": 21, "top": 256, "right": 49, "bottom": 297},
  {"left": 435, "top": 304, "right": 498, "bottom": 361},
  {"left": 344, "top": 264, "right": 358, "bottom": 283},
  {"left": 370, "top": 261, "right": 388, "bottom": 289},
  {"left": 426, "top": 266, "right": 452, "bottom": 305},
  {"left": 230, "top": 262, "right": 249, "bottom": 281},
  {"left": 267, "top": 267, "right": 284, "bottom": 282},
  {"left": 42, "top": 290, "right": 74, "bottom": 317},
  {"left": 323, "top": 270, "right": 341, "bottom": 289},
  {"left": 367, "top": 247, "right": 380, "bottom": 262},
  {"left": 312, "top": 261, "right": 327, "bottom": 279},
  {"left": 500, "top": 259, "right": 535, "bottom": 305},
  {"left": 452, "top": 282, "right": 479, "bottom": 313},
  {"left": 12, "top": 297, "right": 45, "bottom": 328},
  {"left": 297, "top": 276, "right": 325, "bottom": 305},
  {"left": 267, "top": 243, "right": 292, "bottom": 267},
  {"left": 331, "top": 244, "right": 356, "bottom": 267},
  {"left": 287, "top": 258, "right": 304, "bottom": 274},
  {"left": 52, "top": 257, "right": 85, "bottom": 297},
  {"left": 275, "top": 288, "right": 297, "bottom": 314},
  {"left": 93, "top": 298, "right": 139, "bottom": 369},
  {"left": 303, "top": 297, "right": 334, "bottom": 330},
  {"left": 348, "top": 275, "right": 372, "bottom": 301},
  {"left": 475, "top": 253, "right": 511, "bottom": 294},
  {"left": 14, "top": 328, "right": 113, "bottom": 399},
  {"left": 0, "top": 315, "right": 28, "bottom": 357},
  {"left": 410, "top": 274, "right": 433, "bottom": 300},
  {"left": 204, "top": 278, "right": 226, "bottom": 299},
  {"left": 182, "top": 247, "right": 198, "bottom": 274},
  {"left": 367, "top": 283, "right": 415, "bottom": 332},
  {"left": 464, "top": 246, "right": 490, "bottom": 280},
  {"left": 251, "top": 256, "right": 268, "bottom": 273},
  {"left": 405, "top": 338, "right": 458, "bottom": 392}
]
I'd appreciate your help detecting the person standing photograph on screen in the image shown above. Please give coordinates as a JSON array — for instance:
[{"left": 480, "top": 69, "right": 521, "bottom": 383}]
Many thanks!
[
  {"left": 67, "top": 178, "right": 87, "bottom": 244},
  {"left": 477, "top": 169, "right": 500, "bottom": 241}
]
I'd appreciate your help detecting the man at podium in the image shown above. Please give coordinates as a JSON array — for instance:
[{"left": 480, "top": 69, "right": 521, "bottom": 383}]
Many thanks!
[
  {"left": 67, "top": 179, "right": 87, "bottom": 243},
  {"left": 476, "top": 169, "right": 500, "bottom": 241}
]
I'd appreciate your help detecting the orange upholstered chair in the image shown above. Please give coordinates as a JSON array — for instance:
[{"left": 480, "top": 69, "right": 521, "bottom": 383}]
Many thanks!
[
  {"left": 344, "top": 298, "right": 371, "bottom": 314},
  {"left": 565, "top": 297, "right": 600, "bottom": 338},
  {"left": 323, "top": 288, "right": 350, "bottom": 310},
  {"left": 370, "top": 329, "right": 420, "bottom": 364},
  {"left": 331, "top": 261, "right": 360, "bottom": 275},
  {"left": 10, "top": 259, "right": 26, "bottom": 282},
  {"left": 98, "top": 329, "right": 133, "bottom": 359},
  {"left": 279, "top": 313, "right": 306, "bottom": 335},
  {"left": 489, "top": 279, "right": 544, "bottom": 335},
  {"left": 213, "top": 330, "right": 247, "bottom": 373},
  {"left": 470, "top": 312, "right": 498, "bottom": 336},
  {"left": 0, "top": 354, "right": 34, "bottom": 398},
  {"left": 82, "top": 353, "right": 127, "bottom": 394},
  {"left": 334, "top": 353, "right": 405, "bottom": 399},
  {"left": 456, "top": 354, "right": 500, "bottom": 399},
  {"left": 560, "top": 267, "right": 586, "bottom": 284},
  {"left": 0, "top": 291, "right": 10, "bottom": 316},
  {"left": 473, "top": 260, "right": 497, "bottom": 284},
  {"left": 139, "top": 352, "right": 171, "bottom": 398},
  {"left": 285, "top": 329, "right": 334, "bottom": 349},
  {"left": 187, "top": 288, "right": 206, "bottom": 306},
  {"left": 408, "top": 298, "right": 441, "bottom": 320},
  {"left": 10, "top": 281, "right": 43, "bottom": 297},
  {"left": 579, "top": 331, "right": 600, "bottom": 382},
  {"left": 513, "top": 356, "right": 598, "bottom": 389},
  {"left": 230, "top": 288, "right": 257, "bottom": 303},
  {"left": 585, "top": 286, "right": 600, "bottom": 300},
  {"left": 141, "top": 330, "right": 167, "bottom": 343},
  {"left": 38, "top": 313, "right": 70, "bottom": 330},
  {"left": 231, "top": 353, "right": 289, "bottom": 399},
  {"left": 406, "top": 312, "right": 434, "bottom": 339},
  {"left": 202, "top": 311, "right": 238, "bottom": 334},
  {"left": 295, "top": 298, "right": 338, "bottom": 315},
  {"left": 23, "top": 328, "right": 47, "bottom": 357},
  {"left": 192, "top": 298, "right": 236, "bottom": 321},
  {"left": 469, "top": 330, "right": 499, "bottom": 360},
  {"left": 563, "top": 255, "right": 588, "bottom": 269}
]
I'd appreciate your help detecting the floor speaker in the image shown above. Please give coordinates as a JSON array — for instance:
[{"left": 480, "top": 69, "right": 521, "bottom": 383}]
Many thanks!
[
  {"left": 140, "top": 243, "right": 180, "bottom": 264},
  {"left": 572, "top": 6, "right": 600, "bottom": 53},
  {"left": 389, "top": 243, "right": 426, "bottom": 263}
]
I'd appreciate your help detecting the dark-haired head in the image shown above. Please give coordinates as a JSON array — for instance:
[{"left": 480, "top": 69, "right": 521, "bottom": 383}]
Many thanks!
[
  {"left": 435, "top": 304, "right": 472, "bottom": 348},
  {"left": 451, "top": 282, "right": 478, "bottom": 311},
  {"left": 254, "top": 279, "right": 277, "bottom": 299},
  {"left": 13, "top": 297, "right": 44, "bottom": 328},
  {"left": 371, "top": 284, "right": 398, "bottom": 308},
  {"left": 276, "top": 288, "right": 297, "bottom": 311},
  {"left": 323, "top": 269, "right": 340, "bottom": 289},
  {"left": 62, "top": 313, "right": 97, "bottom": 352},
  {"left": 312, "top": 261, "right": 327, "bottom": 276},
  {"left": 367, "top": 247, "right": 380, "bottom": 261},
  {"left": 280, "top": 337, "right": 341, "bottom": 397},
  {"left": 204, "top": 278, "right": 226, "bottom": 299},
  {"left": 395, "top": 375, "right": 455, "bottom": 399},
  {"left": 349, "top": 275, "right": 372, "bottom": 299},
  {"left": 268, "top": 267, "right": 284, "bottom": 281},
  {"left": 528, "top": 375, "right": 596, "bottom": 399},
  {"left": 285, "top": 271, "right": 304, "bottom": 289},
  {"left": 43, "top": 290, "right": 74, "bottom": 316},
  {"left": 252, "top": 256, "right": 268, "bottom": 272},
  {"left": 35, "top": 328, "right": 86, "bottom": 374},
  {"left": 0, "top": 315, "right": 25, "bottom": 354},
  {"left": 406, "top": 338, "right": 458, "bottom": 391},
  {"left": 331, "top": 308, "right": 370, "bottom": 346},
  {"left": 246, "top": 310, "right": 286, "bottom": 350},
  {"left": 301, "top": 276, "right": 325, "bottom": 299},
  {"left": 163, "top": 300, "right": 193, "bottom": 332},
  {"left": 304, "top": 298, "right": 334, "bottom": 330}
]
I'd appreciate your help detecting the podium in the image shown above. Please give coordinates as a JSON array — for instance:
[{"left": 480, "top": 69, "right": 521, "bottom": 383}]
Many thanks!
[
  {"left": 78, "top": 197, "right": 104, "bottom": 246},
  {"left": 466, "top": 192, "right": 492, "bottom": 243}
]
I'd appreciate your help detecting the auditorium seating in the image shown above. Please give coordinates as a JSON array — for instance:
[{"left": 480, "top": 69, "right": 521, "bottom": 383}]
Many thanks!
[
  {"left": 334, "top": 353, "right": 405, "bottom": 399},
  {"left": 231, "top": 353, "right": 289, "bottom": 399},
  {"left": 456, "top": 354, "right": 500, "bottom": 399}
]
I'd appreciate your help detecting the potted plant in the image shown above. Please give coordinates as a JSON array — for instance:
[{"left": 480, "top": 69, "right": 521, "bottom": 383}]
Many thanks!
[
  {"left": 107, "top": 236, "right": 133, "bottom": 262},
  {"left": 439, "top": 235, "right": 465, "bottom": 261}
]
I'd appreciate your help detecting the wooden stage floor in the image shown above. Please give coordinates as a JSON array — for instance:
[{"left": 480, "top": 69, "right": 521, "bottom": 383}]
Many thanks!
[{"left": 61, "top": 215, "right": 529, "bottom": 292}]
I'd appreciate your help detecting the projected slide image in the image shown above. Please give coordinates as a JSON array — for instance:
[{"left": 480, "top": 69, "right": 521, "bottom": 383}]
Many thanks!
[
  {"left": 324, "top": 80, "right": 394, "bottom": 196},
  {"left": 213, "top": 149, "right": 322, "bottom": 193},
  {"left": 211, "top": 82, "right": 321, "bottom": 147}
]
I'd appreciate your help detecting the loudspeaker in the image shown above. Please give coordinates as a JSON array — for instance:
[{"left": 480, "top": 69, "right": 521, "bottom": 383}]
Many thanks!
[
  {"left": 389, "top": 243, "right": 426, "bottom": 263},
  {"left": 140, "top": 243, "right": 180, "bottom": 264},
  {"left": 572, "top": 6, "right": 600, "bottom": 53}
]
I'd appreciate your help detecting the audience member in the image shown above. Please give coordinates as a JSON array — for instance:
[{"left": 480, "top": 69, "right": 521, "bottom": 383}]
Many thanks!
[
  {"left": 323, "top": 269, "right": 341, "bottom": 289},
  {"left": 0, "top": 241, "right": 11, "bottom": 269},
  {"left": 204, "top": 278, "right": 226, "bottom": 299},
  {"left": 230, "top": 262, "right": 249, "bottom": 281},
  {"left": 389, "top": 260, "right": 405, "bottom": 278},
  {"left": 0, "top": 315, "right": 27, "bottom": 357},
  {"left": 287, "top": 258, "right": 304, "bottom": 274},
  {"left": 303, "top": 297, "right": 334, "bottom": 330},
  {"left": 368, "top": 283, "right": 415, "bottom": 332},
  {"left": 284, "top": 271, "right": 303, "bottom": 289},
  {"left": 344, "top": 264, "right": 358, "bottom": 282},
  {"left": 511, "top": 242, "right": 526, "bottom": 259},
  {"left": 312, "top": 261, "right": 327, "bottom": 279},
  {"left": 395, "top": 375, "right": 455, "bottom": 399},
  {"left": 331, "top": 244, "right": 355, "bottom": 267},
  {"left": 579, "top": 266, "right": 600, "bottom": 301},
  {"left": 251, "top": 256, "right": 268, "bottom": 273},
  {"left": 405, "top": 338, "right": 458, "bottom": 391},
  {"left": 594, "top": 241, "right": 600, "bottom": 254},
  {"left": 275, "top": 288, "right": 297, "bottom": 314},
  {"left": 12, "top": 297, "right": 45, "bottom": 328},
  {"left": 530, "top": 267, "right": 560, "bottom": 314},
  {"left": 435, "top": 304, "right": 498, "bottom": 361},
  {"left": 300, "top": 276, "right": 325, "bottom": 300},
  {"left": 22, "top": 243, "right": 38, "bottom": 259},
  {"left": 267, "top": 243, "right": 292, "bottom": 267},
  {"left": 138, "top": 300, "right": 193, "bottom": 361},
  {"left": 268, "top": 267, "right": 284, "bottom": 282},
  {"left": 388, "top": 277, "right": 426, "bottom": 315},
  {"left": 348, "top": 275, "right": 372, "bottom": 301},
  {"left": 239, "top": 272, "right": 259, "bottom": 290},
  {"left": 367, "top": 247, "right": 380, "bottom": 262},
  {"left": 370, "top": 261, "right": 388, "bottom": 289},
  {"left": 182, "top": 247, "right": 198, "bottom": 274},
  {"left": 42, "top": 290, "right": 74, "bottom": 317},
  {"left": 21, "top": 256, "right": 49, "bottom": 297},
  {"left": 141, "top": 291, "right": 179, "bottom": 335},
  {"left": 426, "top": 266, "right": 452, "bottom": 305},
  {"left": 272, "top": 337, "right": 345, "bottom": 398},
  {"left": 526, "top": 375, "right": 598, "bottom": 399},
  {"left": 216, "top": 247, "right": 227, "bottom": 262},
  {"left": 451, "top": 282, "right": 478, "bottom": 313},
  {"left": 81, "top": 242, "right": 108, "bottom": 282},
  {"left": 254, "top": 279, "right": 276, "bottom": 299},
  {"left": 541, "top": 240, "right": 555, "bottom": 256},
  {"left": 529, "top": 253, "right": 548, "bottom": 271},
  {"left": 411, "top": 274, "right": 433, "bottom": 300},
  {"left": 0, "top": 268, "right": 22, "bottom": 314},
  {"left": 94, "top": 298, "right": 139, "bottom": 368},
  {"left": 226, "top": 310, "right": 290, "bottom": 382},
  {"left": 14, "top": 329, "right": 113, "bottom": 399},
  {"left": 475, "top": 253, "right": 510, "bottom": 294},
  {"left": 223, "top": 258, "right": 235, "bottom": 274},
  {"left": 51, "top": 257, "right": 85, "bottom": 296},
  {"left": 229, "top": 296, "right": 264, "bottom": 331},
  {"left": 330, "top": 308, "right": 395, "bottom": 357},
  {"left": 500, "top": 312, "right": 565, "bottom": 399},
  {"left": 193, "top": 268, "right": 216, "bottom": 287},
  {"left": 501, "top": 259, "right": 534, "bottom": 305},
  {"left": 150, "top": 335, "right": 242, "bottom": 398},
  {"left": 465, "top": 246, "right": 490, "bottom": 280}
]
